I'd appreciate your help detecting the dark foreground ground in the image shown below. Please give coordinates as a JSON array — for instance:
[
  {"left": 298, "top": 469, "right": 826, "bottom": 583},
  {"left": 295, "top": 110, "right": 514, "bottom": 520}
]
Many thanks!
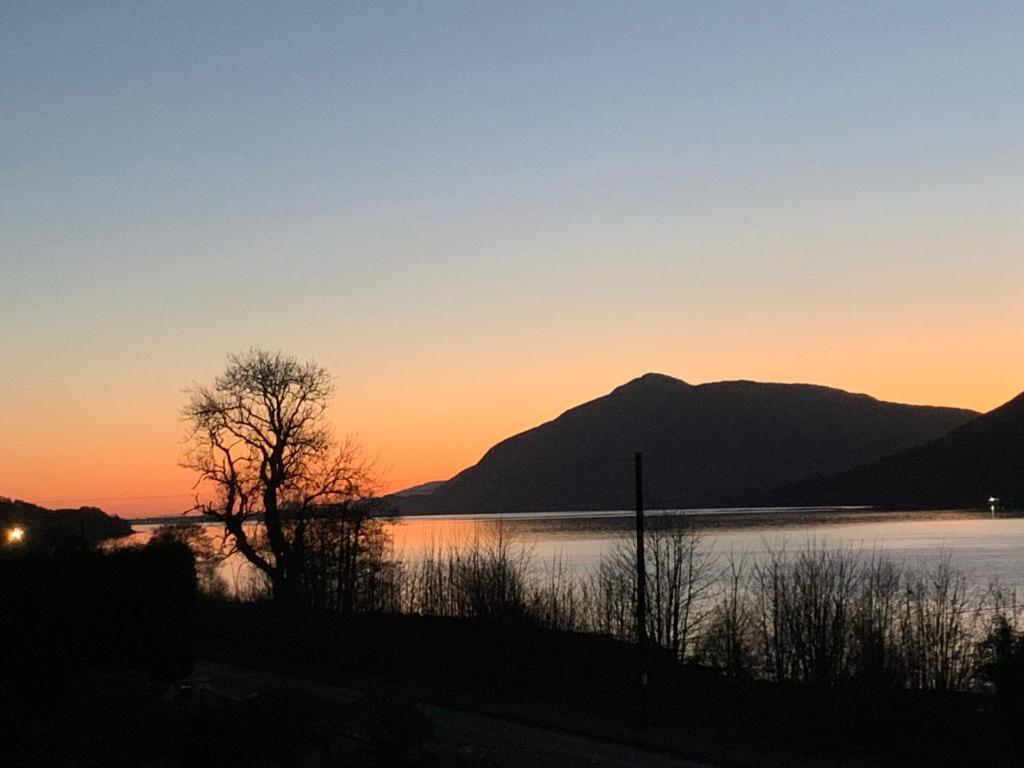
[
  {"left": 192, "top": 602, "right": 1018, "bottom": 768},
  {"left": 186, "top": 659, "right": 707, "bottom": 768},
  {"left": 4, "top": 598, "right": 1021, "bottom": 767}
]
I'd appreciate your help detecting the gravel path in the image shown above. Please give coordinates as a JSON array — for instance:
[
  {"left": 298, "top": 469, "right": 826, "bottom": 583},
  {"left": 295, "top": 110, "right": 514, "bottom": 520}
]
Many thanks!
[{"left": 189, "top": 660, "right": 712, "bottom": 768}]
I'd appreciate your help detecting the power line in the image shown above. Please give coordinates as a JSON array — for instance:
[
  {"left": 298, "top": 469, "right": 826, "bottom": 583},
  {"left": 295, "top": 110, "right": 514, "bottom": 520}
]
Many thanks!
[
  {"left": 30, "top": 456, "right": 637, "bottom": 505},
  {"left": 31, "top": 492, "right": 214, "bottom": 504}
]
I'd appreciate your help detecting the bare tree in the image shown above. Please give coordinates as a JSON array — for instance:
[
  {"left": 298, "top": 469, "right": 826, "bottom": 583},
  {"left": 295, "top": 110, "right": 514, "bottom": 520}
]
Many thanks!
[
  {"left": 645, "top": 525, "right": 717, "bottom": 659},
  {"left": 587, "top": 524, "right": 716, "bottom": 659},
  {"left": 181, "top": 349, "right": 377, "bottom": 603}
]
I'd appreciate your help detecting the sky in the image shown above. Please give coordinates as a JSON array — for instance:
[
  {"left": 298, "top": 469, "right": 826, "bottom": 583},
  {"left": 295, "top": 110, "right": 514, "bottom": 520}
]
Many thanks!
[{"left": 2, "top": 2, "right": 1022, "bottom": 517}]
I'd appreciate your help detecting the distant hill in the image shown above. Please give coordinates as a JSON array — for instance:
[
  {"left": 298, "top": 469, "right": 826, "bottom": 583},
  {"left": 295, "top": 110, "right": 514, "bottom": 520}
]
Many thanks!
[
  {"left": 393, "top": 373, "right": 977, "bottom": 514},
  {"left": 0, "top": 497, "right": 133, "bottom": 547},
  {"left": 781, "top": 390, "right": 1024, "bottom": 509},
  {"left": 392, "top": 480, "right": 446, "bottom": 497}
]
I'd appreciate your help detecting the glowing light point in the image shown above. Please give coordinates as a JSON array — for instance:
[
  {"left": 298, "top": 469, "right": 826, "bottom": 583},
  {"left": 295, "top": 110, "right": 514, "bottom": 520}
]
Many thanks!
[{"left": 6, "top": 526, "right": 25, "bottom": 544}]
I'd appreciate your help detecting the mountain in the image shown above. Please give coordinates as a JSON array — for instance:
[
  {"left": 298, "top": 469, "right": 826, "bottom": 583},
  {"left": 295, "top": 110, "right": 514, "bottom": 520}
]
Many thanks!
[
  {"left": 781, "top": 390, "right": 1024, "bottom": 509},
  {"left": 392, "top": 480, "right": 446, "bottom": 497},
  {"left": 0, "top": 497, "right": 134, "bottom": 547},
  {"left": 393, "top": 374, "right": 977, "bottom": 514}
]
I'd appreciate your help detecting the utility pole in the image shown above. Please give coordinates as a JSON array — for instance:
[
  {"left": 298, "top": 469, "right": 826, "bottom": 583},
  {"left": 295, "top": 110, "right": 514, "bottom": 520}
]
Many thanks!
[{"left": 635, "top": 451, "right": 648, "bottom": 728}]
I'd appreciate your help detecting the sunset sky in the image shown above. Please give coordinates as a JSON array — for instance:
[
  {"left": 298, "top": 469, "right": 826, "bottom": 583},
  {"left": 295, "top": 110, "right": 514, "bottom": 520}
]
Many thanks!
[{"left": 3, "top": 2, "right": 1022, "bottom": 517}]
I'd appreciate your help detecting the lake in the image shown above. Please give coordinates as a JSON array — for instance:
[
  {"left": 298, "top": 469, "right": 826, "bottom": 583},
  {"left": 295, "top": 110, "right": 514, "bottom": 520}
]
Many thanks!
[{"left": 132, "top": 507, "right": 1024, "bottom": 596}]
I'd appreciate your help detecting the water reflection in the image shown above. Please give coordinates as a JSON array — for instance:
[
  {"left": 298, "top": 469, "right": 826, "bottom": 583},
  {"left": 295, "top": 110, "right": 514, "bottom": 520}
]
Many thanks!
[
  {"left": 388, "top": 508, "right": 1024, "bottom": 590},
  {"left": 130, "top": 508, "right": 1024, "bottom": 596}
]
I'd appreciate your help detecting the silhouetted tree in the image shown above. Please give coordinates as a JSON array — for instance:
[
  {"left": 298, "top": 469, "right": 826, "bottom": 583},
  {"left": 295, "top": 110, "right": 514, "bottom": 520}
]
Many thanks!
[
  {"left": 151, "top": 523, "right": 228, "bottom": 597},
  {"left": 181, "top": 349, "right": 377, "bottom": 604},
  {"left": 290, "top": 498, "right": 401, "bottom": 613}
]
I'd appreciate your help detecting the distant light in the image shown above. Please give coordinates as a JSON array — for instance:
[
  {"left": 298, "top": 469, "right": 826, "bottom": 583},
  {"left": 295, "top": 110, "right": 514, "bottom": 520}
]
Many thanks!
[{"left": 6, "top": 526, "right": 25, "bottom": 544}]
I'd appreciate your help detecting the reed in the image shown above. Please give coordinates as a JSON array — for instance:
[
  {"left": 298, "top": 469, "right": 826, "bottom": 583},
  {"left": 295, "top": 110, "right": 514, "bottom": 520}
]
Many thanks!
[{"left": 216, "top": 518, "right": 1023, "bottom": 694}]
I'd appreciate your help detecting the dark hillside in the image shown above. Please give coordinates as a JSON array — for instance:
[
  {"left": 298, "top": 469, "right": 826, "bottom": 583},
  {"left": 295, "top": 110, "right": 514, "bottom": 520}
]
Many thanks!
[
  {"left": 0, "top": 497, "right": 133, "bottom": 546},
  {"left": 782, "top": 390, "right": 1024, "bottom": 509},
  {"left": 396, "top": 374, "right": 976, "bottom": 513}
]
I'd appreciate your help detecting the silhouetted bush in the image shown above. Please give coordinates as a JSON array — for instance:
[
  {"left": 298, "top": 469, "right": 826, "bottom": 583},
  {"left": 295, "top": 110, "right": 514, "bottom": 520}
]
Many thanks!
[
  {"left": 525, "top": 552, "right": 588, "bottom": 631},
  {"left": 978, "top": 593, "right": 1024, "bottom": 716},
  {"left": 151, "top": 522, "right": 228, "bottom": 598},
  {"left": 696, "top": 553, "right": 754, "bottom": 675},
  {"left": 0, "top": 539, "right": 196, "bottom": 685},
  {"left": 588, "top": 526, "right": 716, "bottom": 656},
  {"left": 290, "top": 504, "right": 403, "bottom": 613},
  {"left": 401, "top": 527, "right": 531, "bottom": 622}
]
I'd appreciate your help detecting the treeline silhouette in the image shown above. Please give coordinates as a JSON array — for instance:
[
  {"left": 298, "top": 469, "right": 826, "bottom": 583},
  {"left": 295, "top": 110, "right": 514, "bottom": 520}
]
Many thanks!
[
  {"left": 0, "top": 496, "right": 134, "bottom": 547},
  {"left": 220, "top": 510, "right": 1024, "bottom": 702},
  {"left": 192, "top": 515, "right": 1024, "bottom": 766}
]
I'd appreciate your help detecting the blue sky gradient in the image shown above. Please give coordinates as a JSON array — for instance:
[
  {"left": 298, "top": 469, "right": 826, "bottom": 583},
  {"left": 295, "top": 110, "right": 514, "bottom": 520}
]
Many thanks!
[{"left": 2, "top": 2, "right": 1022, "bottom": 510}]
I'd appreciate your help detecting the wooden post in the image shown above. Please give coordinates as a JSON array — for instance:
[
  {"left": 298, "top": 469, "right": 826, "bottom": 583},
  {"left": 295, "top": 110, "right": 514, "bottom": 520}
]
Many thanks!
[{"left": 635, "top": 451, "right": 648, "bottom": 727}]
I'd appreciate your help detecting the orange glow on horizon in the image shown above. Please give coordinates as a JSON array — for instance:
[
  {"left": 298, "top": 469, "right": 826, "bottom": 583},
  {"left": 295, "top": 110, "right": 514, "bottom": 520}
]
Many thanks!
[
  {"left": 4, "top": 360, "right": 1020, "bottom": 520},
  {"left": 3, "top": 315, "right": 1022, "bottom": 520}
]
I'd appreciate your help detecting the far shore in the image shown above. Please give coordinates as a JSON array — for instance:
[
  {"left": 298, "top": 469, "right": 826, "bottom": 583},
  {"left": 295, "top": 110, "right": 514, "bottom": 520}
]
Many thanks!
[{"left": 127, "top": 505, "right": 1015, "bottom": 530}]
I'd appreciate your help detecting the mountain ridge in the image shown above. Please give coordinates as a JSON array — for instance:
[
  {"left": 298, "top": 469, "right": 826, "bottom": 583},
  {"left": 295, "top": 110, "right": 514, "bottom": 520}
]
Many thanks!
[
  {"left": 780, "top": 388, "right": 1024, "bottom": 509},
  {"left": 393, "top": 374, "right": 978, "bottom": 513}
]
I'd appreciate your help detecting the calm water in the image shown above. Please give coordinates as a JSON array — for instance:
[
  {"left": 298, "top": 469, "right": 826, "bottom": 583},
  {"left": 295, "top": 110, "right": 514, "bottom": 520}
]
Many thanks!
[
  {"left": 132, "top": 508, "right": 1024, "bottom": 594},
  {"left": 389, "top": 508, "right": 1024, "bottom": 590}
]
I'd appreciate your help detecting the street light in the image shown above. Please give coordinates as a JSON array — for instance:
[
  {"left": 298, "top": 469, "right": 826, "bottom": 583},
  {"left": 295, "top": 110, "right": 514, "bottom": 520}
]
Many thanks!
[{"left": 5, "top": 526, "right": 25, "bottom": 544}]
